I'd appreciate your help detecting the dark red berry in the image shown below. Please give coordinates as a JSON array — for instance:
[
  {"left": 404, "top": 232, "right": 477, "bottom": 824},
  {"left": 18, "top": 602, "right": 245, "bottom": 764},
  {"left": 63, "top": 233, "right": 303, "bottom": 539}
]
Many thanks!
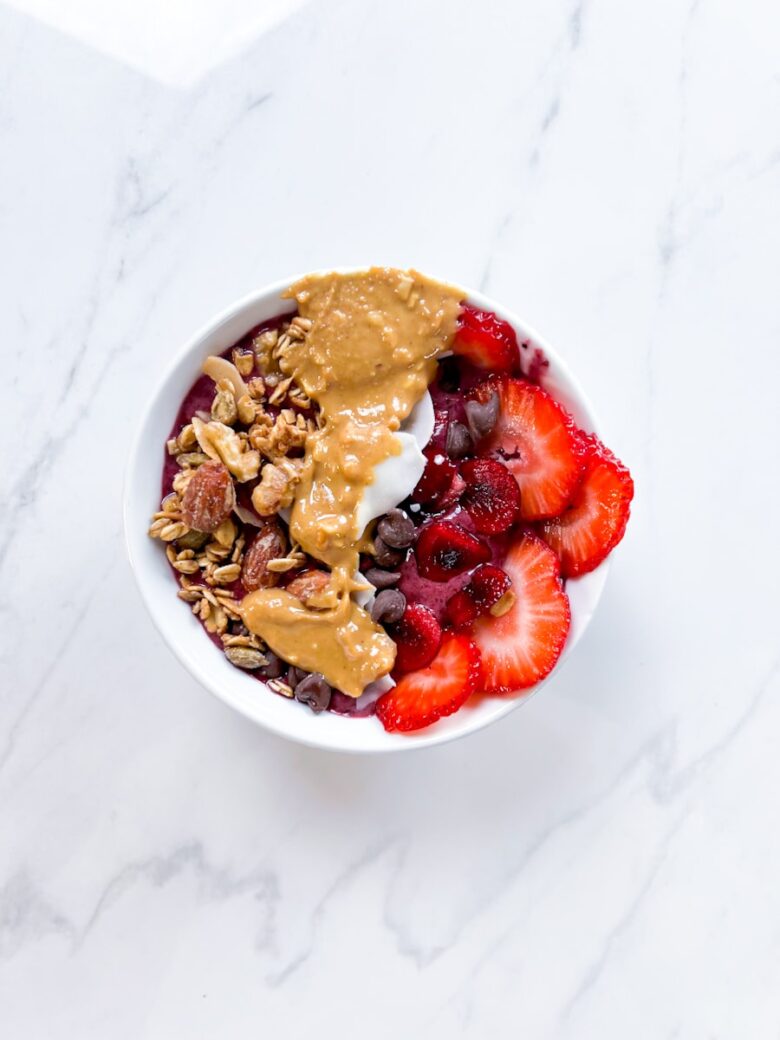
[
  {"left": 460, "top": 458, "right": 521, "bottom": 534},
  {"left": 390, "top": 604, "right": 442, "bottom": 674},
  {"left": 444, "top": 589, "right": 479, "bottom": 629},
  {"left": 414, "top": 520, "right": 490, "bottom": 582},
  {"left": 444, "top": 564, "right": 512, "bottom": 630},
  {"left": 468, "top": 564, "right": 512, "bottom": 608},
  {"left": 411, "top": 450, "right": 457, "bottom": 506},
  {"left": 438, "top": 471, "right": 466, "bottom": 509}
]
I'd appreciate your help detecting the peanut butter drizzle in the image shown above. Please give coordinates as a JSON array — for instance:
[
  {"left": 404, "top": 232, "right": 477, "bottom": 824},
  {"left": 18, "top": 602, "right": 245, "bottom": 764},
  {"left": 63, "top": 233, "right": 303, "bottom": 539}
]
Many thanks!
[{"left": 240, "top": 268, "right": 463, "bottom": 698}]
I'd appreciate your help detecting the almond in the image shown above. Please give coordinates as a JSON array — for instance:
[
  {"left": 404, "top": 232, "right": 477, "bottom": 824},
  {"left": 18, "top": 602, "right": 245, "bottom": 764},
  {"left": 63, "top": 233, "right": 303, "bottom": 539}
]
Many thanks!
[
  {"left": 286, "top": 568, "right": 331, "bottom": 604},
  {"left": 180, "top": 460, "right": 235, "bottom": 533},
  {"left": 241, "top": 519, "right": 288, "bottom": 591}
]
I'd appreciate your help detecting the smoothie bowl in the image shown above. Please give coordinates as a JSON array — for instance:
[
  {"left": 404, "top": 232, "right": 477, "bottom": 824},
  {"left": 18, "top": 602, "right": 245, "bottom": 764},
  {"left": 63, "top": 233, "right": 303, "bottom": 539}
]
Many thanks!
[{"left": 124, "top": 268, "right": 633, "bottom": 753}]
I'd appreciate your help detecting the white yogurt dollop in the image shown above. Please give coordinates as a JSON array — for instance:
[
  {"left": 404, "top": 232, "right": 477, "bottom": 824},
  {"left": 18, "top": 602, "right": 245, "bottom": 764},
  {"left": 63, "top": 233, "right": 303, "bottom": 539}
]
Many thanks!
[
  {"left": 354, "top": 391, "right": 434, "bottom": 536},
  {"left": 353, "top": 391, "right": 434, "bottom": 623}
]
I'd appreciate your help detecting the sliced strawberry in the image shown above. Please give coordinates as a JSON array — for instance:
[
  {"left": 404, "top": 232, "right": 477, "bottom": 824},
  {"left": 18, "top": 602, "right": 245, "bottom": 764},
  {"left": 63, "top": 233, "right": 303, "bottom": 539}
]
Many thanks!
[
  {"left": 540, "top": 434, "right": 633, "bottom": 576},
  {"left": 411, "top": 449, "right": 457, "bottom": 506},
  {"left": 444, "top": 564, "right": 512, "bottom": 629},
  {"left": 452, "top": 304, "right": 519, "bottom": 372},
  {"left": 474, "top": 377, "right": 584, "bottom": 521},
  {"left": 414, "top": 520, "right": 490, "bottom": 582},
  {"left": 460, "top": 458, "right": 521, "bottom": 534},
  {"left": 390, "top": 603, "right": 442, "bottom": 673},
  {"left": 377, "top": 634, "right": 482, "bottom": 732},
  {"left": 471, "top": 534, "right": 570, "bottom": 693}
]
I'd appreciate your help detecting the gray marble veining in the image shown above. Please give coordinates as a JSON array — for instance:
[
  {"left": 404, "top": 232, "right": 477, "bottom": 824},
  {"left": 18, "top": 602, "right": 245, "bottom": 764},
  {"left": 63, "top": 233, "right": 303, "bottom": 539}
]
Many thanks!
[{"left": 1, "top": 0, "right": 780, "bottom": 1036}]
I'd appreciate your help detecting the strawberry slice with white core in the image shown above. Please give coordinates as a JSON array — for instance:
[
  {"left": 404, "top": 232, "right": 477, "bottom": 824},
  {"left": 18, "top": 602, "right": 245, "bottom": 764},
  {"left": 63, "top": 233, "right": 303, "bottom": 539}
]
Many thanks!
[
  {"left": 540, "top": 434, "right": 633, "bottom": 577},
  {"left": 376, "top": 634, "right": 482, "bottom": 732},
  {"left": 474, "top": 377, "right": 584, "bottom": 521},
  {"left": 471, "top": 534, "right": 570, "bottom": 694}
]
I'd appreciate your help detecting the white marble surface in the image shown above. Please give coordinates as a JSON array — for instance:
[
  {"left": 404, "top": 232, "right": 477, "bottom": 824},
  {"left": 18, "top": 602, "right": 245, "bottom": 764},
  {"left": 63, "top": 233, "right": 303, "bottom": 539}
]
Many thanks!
[{"left": 2, "top": 0, "right": 779, "bottom": 1035}]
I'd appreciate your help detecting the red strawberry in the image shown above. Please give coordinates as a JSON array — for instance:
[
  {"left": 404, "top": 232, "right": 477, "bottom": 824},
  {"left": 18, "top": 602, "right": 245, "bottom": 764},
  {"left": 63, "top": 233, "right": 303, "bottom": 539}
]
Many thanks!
[
  {"left": 390, "top": 603, "right": 442, "bottom": 673},
  {"left": 414, "top": 520, "right": 490, "bottom": 582},
  {"left": 444, "top": 564, "right": 512, "bottom": 629},
  {"left": 411, "top": 449, "right": 457, "bottom": 506},
  {"left": 377, "top": 634, "right": 482, "bottom": 732},
  {"left": 474, "top": 377, "right": 584, "bottom": 521},
  {"left": 460, "top": 458, "right": 521, "bottom": 534},
  {"left": 540, "top": 434, "right": 633, "bottom": 576},
  {"left": 452, "top": 304, "right": 519, "bottom": 372},
  {"left": 471, "top": 534, "right": 570, "bottom": 693}
]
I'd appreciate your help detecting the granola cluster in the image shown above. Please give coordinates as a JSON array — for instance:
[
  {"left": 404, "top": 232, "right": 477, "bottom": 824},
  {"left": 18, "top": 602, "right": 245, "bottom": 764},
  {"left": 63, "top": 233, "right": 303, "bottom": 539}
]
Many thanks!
[{"left": 148, "top": 316, "right": 326, "bottom": 699}]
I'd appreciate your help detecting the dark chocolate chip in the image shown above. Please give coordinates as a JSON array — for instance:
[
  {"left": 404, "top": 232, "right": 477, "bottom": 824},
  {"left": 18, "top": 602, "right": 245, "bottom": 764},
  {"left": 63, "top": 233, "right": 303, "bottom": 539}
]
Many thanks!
[
  {"left": 465, "top": 391, "right": 500, "bottom": 442},
  {"left": 294, "top": 673, "right": 332, "bottom": 713},
  {"left": 365, "top": 567, "right": 401, "bottom": 590},
  {"left": 446, "top": 420, "right": 473, "bottom": 459},
  {"left": 377, "top": 508, "right": 417, "bottom": 549},
  {"left": 373, "top": 535, "right": 406, "bottom": 568},
  {"left": 370, "top": 588, "right": 406, "bottom": 625},
  {"left": 287, "top": 665, "right": 308, "bottom": 687},
  {"left": 260, "top": 652, "right": 284, "bottom": 679}
]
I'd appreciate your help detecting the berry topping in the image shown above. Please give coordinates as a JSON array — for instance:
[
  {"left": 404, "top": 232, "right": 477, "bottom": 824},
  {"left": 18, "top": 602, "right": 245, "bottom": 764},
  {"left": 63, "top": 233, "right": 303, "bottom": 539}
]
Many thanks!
[
  {"left": 468, "top": 563, "right": 513, "bottom": 611},
  {"left": 376, "top": 634, "right": 482, "bottom": 732},
  {"left": 459, "top": 458, "right": 521, "bottom": 534},
  {"left": 390, "top": 603, "right": 442, "bottom": 673},
  {"left": 445, "top": 563, "right": 514, "bottom": 629},
  {"left": 438, "top": 471, "right": 466, "bottom": 509},
  {"left": 539, "top": 434, "right": 633, "bottom": 577},
  {"left": 443, "top": 588, "right": 479, "bottom": 629},
  {"left": 181, "top": 459, "right": 236, "bottom": 533},
  {"left": 475, "top": 377, "right": 584, "bottom": 520},
  {"left": 414, "top": 520, "right": 491, "bottom": 582},
  {"left": 471, "top": 534, "right": 570, "bottom": 694},
  {"left": 452, "top": 304, "right": 519, "bottom": 372},
  {"left": 411, "top": 449, "right": 457, "bottom": 506}
]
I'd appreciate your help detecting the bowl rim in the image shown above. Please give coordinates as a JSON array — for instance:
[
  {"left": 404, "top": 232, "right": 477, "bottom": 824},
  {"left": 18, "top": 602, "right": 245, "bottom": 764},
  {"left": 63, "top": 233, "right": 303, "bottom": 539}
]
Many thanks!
[{"left": 123, "top": 269, "right": 609, "bottom": 754}]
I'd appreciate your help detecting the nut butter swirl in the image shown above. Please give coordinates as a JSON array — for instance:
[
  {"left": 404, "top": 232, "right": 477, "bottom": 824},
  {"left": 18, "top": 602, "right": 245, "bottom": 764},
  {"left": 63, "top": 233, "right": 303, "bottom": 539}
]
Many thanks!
[{"left": 240, "top": 268, "right": 462, "bottom": 697}]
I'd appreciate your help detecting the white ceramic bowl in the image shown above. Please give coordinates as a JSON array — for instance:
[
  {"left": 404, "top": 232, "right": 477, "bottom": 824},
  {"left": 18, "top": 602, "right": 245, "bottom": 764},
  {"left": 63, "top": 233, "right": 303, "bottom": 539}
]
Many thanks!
[{"left": 124, "top": 272, "right": 609, "bottom": 753}]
